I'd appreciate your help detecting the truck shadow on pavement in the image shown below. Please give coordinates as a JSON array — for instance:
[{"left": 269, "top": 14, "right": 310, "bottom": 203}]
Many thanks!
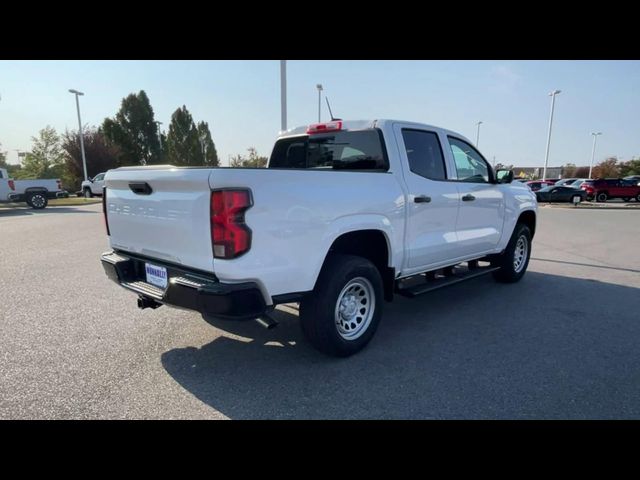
[
  {"left": 0, "top": 206, "right": 98, "bottom": 217},
  {"left": 161, "top": 271, "right": 640, "bottom": 419}
]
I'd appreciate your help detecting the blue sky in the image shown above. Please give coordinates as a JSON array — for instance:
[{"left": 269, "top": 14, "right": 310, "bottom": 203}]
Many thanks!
[{"left": 1, "top": 60, "right": 639, "bottom": 167}]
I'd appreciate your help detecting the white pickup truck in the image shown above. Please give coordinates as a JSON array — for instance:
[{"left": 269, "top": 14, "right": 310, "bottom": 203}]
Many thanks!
[
  {"left": 0, "top": 168, "right": 68, "bottom": 209},
  {"left": 81, "top": 172, "right": 106, "bottom": 198},
  {"left": 101, "top": 119, "right": 537, "bottom": 357}
]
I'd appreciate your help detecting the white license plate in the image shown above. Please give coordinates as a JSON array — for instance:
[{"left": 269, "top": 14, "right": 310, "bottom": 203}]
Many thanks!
[{"left": 145, "top": 263, "right": 168, "bottom": 289}]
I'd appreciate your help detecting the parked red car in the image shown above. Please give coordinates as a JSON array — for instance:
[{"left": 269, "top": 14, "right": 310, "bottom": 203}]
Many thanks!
[
  {"left": 526, "top": 180, "right": 555, "bottom": 192},
  {"left": 581, "top": 178, "right": 640, "bottom": 202}
]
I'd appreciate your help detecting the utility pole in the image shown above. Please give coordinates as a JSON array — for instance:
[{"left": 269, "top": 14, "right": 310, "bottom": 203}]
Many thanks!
[
  {"left": 280, "top": 60, "right": 287, "bottom": 132},
  {"left": 542, "top": 89, "right": 561, "bottom": 181}
]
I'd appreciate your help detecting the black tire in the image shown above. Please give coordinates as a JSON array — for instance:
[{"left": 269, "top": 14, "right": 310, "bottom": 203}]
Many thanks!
[
  {"left": 636, "top": 193, "right": 640, "bottom": 202},
  {"left": 299, "top": 254, "right": 384, "bottom": 357},
  {"left": 623, "top": 197, "right": 630, "bottom": 202},
  {"left": 492, "top": 223, "right": 532, "bottom": 283},
  {"left": 596, "top": 192, "right": 608, "bottom": 203},
  {"left": 27, "top": 192, "right": 48, "bottom": 210},
  {"left": 84, "top": 188, "right": 93, "bottom": 198}
]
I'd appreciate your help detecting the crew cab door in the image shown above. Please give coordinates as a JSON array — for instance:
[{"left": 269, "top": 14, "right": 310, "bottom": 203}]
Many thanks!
[
  {"left": 446, "top": 136, "right": 505, "bottom": 257},
  {"left": 91, "top": 173, "right": 106, "bottom": 195},
  {"left": 393, "top": 124, "right": 460, "bottom": 271}
]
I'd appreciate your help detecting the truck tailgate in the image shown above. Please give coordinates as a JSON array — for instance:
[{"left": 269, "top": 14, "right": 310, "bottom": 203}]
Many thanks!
[{"left": 105, "top": 167, "right": 214, "bottom": 273}]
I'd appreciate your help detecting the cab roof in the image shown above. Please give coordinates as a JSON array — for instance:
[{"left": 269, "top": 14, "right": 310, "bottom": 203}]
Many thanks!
[{"left": 278, "top": 119, "right": 472, "bottom": 144}]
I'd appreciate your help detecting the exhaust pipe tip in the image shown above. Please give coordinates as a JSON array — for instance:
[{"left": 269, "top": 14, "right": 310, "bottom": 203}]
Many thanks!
[{"left": 256, "top": 315, "right": 278, "bottom": 329}]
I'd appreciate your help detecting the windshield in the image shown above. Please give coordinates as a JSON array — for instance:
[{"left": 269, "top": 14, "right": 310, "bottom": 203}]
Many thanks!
[{"left": 269, "top": 129, "right": 388, "bottom": 171}]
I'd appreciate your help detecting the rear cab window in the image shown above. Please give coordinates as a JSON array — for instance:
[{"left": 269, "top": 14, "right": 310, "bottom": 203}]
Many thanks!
[{"left": 269, "top": 129, "right": 389, "bottom": 171}]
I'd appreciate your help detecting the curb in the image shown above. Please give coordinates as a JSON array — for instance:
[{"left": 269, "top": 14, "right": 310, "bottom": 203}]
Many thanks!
[{"left": 539, "top": 203, "right": 640, "bottom": 210}]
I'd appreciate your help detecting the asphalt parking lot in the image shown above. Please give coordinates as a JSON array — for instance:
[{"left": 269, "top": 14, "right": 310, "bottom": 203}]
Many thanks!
[{"left": 1, "top": 203, "right": 639, "bottom": 419}]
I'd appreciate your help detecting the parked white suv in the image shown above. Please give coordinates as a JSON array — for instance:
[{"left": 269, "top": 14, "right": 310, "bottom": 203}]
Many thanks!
[{"left": 100, "top": 119, "right": 537, "bottom": 357}]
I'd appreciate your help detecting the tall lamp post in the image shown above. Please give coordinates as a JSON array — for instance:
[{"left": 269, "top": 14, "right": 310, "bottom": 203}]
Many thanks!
[
  {"left": 475, "top": 121, "right": 483, "bottom": 147},
  {"left": 588, "top": 132, "right": 602, "bottom": 179},
  {"left": 316, "top": 84, "right": 323, "bottom": 122},
  {"left": 199, "top": 133, "right": 207, "bottom": 163},
  {"left": 280, "top": 60, "right": 287, "bottom": 132},
  {"left": 68, "top": 89, "right": 88, "bottom": 181},
  {"left": 155, "top": 121, "right": 163, "bottom": 147},
  {"left": 542, "top": 89, "right": 561, "bottom": 181}
]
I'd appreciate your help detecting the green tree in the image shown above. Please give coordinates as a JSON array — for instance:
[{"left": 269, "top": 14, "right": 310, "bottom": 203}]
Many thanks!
[
  {"left": 15, "top": 126, "right": 64, "bottom": 179},
  {"left": 102, "top": 90, "right": 161, "bottom": 166},
  {"left": 165, "top": 106, "right": 201, "bottom": 166},
  {"left": 592, "top": 157, "right": 620, "bottom": 179},
  {"left": 61, "top": 127, "right": 122, "bottom": 192},
  {"left": 196, "top": 121, "right": 219, "bottom": 166},
  {"left": 619, "top": 158, "right": 640, "bottom": 176},
  {"left": 229, "top": 147, "right": 268, "bottom": 168}
]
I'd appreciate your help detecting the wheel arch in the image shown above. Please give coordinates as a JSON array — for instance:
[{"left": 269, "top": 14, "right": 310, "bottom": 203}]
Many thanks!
[
  {"left": 517, "top": 210, "right": 536, "bottom": 239},
  {"left": 317, "top": 228, "right": 395, "bottom": 302}
]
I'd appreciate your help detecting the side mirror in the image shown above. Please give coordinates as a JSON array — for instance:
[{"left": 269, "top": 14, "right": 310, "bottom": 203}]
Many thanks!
[{"left": 496, "top": 169, "right": 513, "bottom": 184}]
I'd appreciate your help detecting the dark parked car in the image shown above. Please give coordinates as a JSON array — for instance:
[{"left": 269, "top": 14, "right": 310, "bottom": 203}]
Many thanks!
[
  {"left": 526, "top": 180, "right": 555, "bottom": 192},
  {"left": 535, "top": 185, "right": 587, "bottom": 203},
  {"left": 581, "top": 178, "right": 640, "bottom": 202},
  {"left": 623, "top": 175, "right": 640, "bottom": 186}
]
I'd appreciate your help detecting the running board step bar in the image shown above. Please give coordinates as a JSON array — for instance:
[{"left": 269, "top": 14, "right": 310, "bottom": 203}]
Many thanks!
[{"left": 396, "top": 264, "right": 500, "bottom": 298}]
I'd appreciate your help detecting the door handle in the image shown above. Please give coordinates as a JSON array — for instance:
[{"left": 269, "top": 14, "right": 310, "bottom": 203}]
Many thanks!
[
  {"left": 462, "top": 194, "right": 476, "bottom": 202},
  {"left": 414, "top": 195, "right": 431, "bottom": 203},
  {"left": 129, "top": 182, "right": 153, "bottom": 195}
]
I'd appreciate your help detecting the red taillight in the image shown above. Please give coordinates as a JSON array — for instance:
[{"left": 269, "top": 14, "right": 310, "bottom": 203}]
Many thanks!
[
  {"left": 102, "top": 187, "right": 110, "bottom": 236},
  {"left": 306, "top": 121, "right": 342, "bottom": 134},
  {"left": 8, "top": 180, "right": 15, "bottom": 191},
  {"left": 211, "top": 189, "right": 252, "bottom": 259}
]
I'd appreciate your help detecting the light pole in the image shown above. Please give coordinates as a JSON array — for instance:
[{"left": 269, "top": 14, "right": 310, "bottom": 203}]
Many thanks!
[
  {"left": 155, "top": 121, "right": 163, "bottom": 148},
  {"left": 475, "top": 121, "right": 483, "bottom": 147},
  {"left": 69, "top": 89, "right": 88, "bottom": 181},
  {"left": 199, "top": 134, "right": 207, "bottom": 163},
  {"left": 588, "top": 132, "right": 602, "bottom": 179},
  {"left": 280, "top": 60, "right": 287, "bottom": 132},
  {"left": 316, "top": 84, "right": 323, "bottom": 122},
  {"left": 542, "top": 89, "right": 561, "bottom": 181}
]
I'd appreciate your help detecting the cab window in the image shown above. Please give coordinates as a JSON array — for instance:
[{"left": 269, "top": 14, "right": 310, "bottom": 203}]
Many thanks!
[{"left": 448, "top": 137, "right": 491, "bottom": 183}]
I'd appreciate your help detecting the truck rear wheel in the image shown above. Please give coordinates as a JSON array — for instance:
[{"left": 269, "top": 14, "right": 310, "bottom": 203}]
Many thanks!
[
  {"left": 27, "top": 192, "right": 48, "bottom": 209},
  {"left": 299, "top": 254, "right": 384, "bottom": 357},
  {"left": 492, "top": 223, "right": 532, "bottom": 283}
]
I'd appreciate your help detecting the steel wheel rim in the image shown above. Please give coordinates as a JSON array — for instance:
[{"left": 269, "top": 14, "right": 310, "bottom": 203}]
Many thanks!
[
  {"left": 513, "top": 235, "right": 528, "bottom": 273},
  {"left": 32, "top": 195, "right": 45, "bottom": 208},
  {"left": 334, "top": 277, "right": 375, "bottom": 341}
]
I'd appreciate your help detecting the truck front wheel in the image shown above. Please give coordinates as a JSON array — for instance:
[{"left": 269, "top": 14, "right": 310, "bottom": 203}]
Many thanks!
[
  {"left": 299, "top": 254, "right": 384, "bottom": 357},
  {"left": 84, "top": 188, "right": 93, "bottom": 198},
  {"left": 492, "top": 223, "right": 532, "bottom": 283}
]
